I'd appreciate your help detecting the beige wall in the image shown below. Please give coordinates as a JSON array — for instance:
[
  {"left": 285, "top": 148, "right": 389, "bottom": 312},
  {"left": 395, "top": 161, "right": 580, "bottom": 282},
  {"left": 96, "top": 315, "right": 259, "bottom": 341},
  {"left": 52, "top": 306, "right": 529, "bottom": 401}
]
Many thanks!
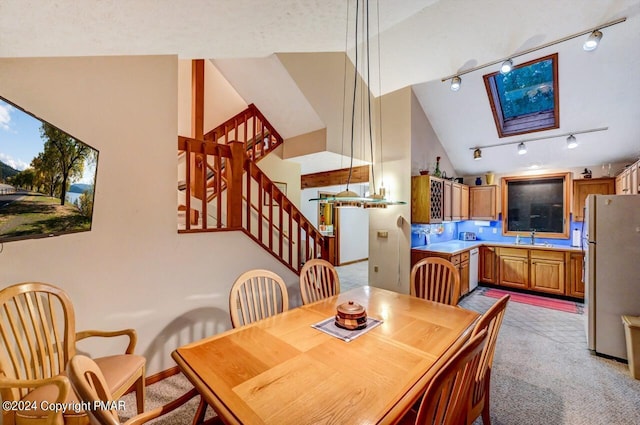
[
  {"left": 255, "top": 144, "right": 302, "bottom": 209},
  {"left": 368, "top": 87, "right": 412, "bottom": 294},
  {"left": 0, "top": 56, "right": 298, "bottom": 375}
]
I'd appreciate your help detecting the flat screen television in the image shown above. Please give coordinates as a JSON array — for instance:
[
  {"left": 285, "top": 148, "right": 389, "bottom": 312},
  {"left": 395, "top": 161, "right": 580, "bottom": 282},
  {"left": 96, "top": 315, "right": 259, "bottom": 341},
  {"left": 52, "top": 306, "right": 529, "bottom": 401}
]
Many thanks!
[{"left": 0, "top": 95, "right": 99, "bottom": 243}]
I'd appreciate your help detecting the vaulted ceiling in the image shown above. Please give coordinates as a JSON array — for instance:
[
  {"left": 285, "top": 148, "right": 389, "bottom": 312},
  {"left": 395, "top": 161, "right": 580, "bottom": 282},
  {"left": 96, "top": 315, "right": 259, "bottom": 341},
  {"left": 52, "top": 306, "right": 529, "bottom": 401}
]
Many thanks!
[{"left": 2, "top": 0, "right": 639, "bottom": 176}]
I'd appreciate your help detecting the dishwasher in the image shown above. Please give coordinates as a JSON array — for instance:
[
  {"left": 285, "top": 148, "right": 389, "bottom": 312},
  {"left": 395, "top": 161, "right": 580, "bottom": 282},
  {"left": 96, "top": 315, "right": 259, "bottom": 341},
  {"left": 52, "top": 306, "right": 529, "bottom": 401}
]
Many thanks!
[{"left": 469, "top": 248, "right": 479, "bottom": 291}]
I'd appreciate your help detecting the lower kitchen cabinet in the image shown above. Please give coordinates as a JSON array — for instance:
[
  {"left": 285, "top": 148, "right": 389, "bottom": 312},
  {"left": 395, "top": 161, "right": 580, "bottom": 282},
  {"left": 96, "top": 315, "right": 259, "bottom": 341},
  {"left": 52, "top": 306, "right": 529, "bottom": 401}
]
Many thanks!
[
  {"left": 410, "top": 249, "right": 471, "bottom": 302},
  {"left": 479, "top": 246, "right": 498, "bottom": 284},
  {"left": 497, "top": 247, "right": 528, "bottom": 289},
  {"left": 530, "top": 250, "right": 565, "bottom": 295},
  {"left": 568, "top": 252, "right": 585, "bottom": 298}
]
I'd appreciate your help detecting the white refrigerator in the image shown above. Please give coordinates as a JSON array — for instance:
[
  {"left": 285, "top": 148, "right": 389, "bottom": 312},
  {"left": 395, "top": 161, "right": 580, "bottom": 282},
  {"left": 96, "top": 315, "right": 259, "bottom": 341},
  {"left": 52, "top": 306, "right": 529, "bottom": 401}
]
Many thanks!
[{"left": 584, "top": 194, "right": 640, "bottom": 360}]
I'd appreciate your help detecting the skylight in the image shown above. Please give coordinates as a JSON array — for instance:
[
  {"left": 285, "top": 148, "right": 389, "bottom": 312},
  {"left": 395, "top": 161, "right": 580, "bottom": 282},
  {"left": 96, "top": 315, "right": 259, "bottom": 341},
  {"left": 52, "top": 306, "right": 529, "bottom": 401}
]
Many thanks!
[{"left": 483, "top": 53, "right": 559, "bottom": 138}]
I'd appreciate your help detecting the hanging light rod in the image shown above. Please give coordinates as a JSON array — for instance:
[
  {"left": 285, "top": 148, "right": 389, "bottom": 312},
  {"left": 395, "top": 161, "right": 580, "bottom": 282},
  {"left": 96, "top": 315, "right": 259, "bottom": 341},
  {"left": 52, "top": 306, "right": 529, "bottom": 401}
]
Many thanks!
[
  {"left": 441, "top": 17, "right": 626, "bottom": 83},
  {"left": 469, "top": 127, "right": 608, "bottom": 151}
]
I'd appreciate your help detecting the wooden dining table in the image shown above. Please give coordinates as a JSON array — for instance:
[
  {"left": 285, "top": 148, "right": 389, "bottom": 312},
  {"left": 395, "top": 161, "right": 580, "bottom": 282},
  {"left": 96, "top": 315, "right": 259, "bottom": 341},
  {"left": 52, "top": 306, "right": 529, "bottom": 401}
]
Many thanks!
[{"left": 172, "top": 286, "right": 480, "bottom": 425}]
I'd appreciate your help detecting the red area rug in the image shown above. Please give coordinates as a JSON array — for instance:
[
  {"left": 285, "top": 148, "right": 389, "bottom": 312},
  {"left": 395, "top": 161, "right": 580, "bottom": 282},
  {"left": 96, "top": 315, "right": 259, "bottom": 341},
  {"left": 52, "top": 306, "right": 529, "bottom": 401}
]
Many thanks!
[{"left": 482, "top": 288, "right": 581, "bottom": 314}]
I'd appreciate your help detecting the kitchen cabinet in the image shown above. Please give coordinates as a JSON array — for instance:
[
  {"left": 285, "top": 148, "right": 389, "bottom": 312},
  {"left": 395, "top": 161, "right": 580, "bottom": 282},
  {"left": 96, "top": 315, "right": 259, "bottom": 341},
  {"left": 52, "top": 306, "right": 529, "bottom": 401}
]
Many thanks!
[
  {"left": 443, "top": 180, "right": 452, "bottom": 221},
  {"left": 479, "top": 246, "right": 498, "bottom": 284},
  {"left": 497, "top": 247, "right": 529, "bottom": 289},
  {"left": 615, "top": 159, "right": 640, "bottom": 195},
  {"left": 470, "top": 185, "right": 498, "bottom": 220},
  {"left": 410, "top": 249, "right": 470, "bottom": 301},
  {"left": 572, "top": 177, "right": 615, "bottom": 221},
  {"left": 631, "top": 162, "right": 638, "bottom": 194},
  {"left": 529, "top": 250, "right": 565, "bottom": 295},
  {"left": 411, "top": 175, "right": 444, "bottom": 223},
  {"left": 568, "top": 252, "right": 585, "bottom": 298},
  {"left": 460, "top": 185, "right": 469, "bottom": 220}
]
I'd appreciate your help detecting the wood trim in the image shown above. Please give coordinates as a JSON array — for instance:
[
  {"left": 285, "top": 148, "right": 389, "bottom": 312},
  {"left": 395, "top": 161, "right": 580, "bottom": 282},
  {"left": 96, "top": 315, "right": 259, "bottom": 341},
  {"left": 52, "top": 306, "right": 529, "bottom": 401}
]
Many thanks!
[
  {"left": 501, "top": 172, "right": 571, "bottom": 239},
  {"left": 338, "top": 258, "right": 368, "bottom": 267},
  {"left": 301, "top": 165, "right": 369, "bottom": 189},
  {"left": 146, "top": 365, "right": 181, "bottom": 386}
]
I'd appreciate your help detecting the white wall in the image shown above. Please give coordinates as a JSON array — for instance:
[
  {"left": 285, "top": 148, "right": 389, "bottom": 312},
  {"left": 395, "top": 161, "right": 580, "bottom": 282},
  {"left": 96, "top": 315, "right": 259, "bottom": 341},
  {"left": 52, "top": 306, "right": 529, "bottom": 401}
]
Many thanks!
[{"left": 0, "top": 56, "right": 298, "bottom": 375}]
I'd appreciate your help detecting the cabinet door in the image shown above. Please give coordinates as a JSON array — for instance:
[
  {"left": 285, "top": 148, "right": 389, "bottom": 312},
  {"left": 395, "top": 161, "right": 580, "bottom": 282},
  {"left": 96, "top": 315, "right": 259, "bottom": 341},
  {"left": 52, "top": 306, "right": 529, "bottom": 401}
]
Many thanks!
[
  {"left": 470, "top": 186, "right": 497, "bottom": 220},
  {"left": 451, "top": 183, "right": 462, "bottom": 221},
  {"left": 411, "top": 250, "right": 430, "bottom": 269},
  {"left": 443, "top": 180, "right": 453, "bottom": 221},
  {"left": 479, "top": 246, "right": 497, "bottom": 284},
  {"left": 631, "top": 162, "right": 638, "bottom": 195},
  {"left": 568, "top": 252, "right": 585, "bottom": 298},
  {"left": 572, "top": 178, "right": 615, "bottom": 221},
  {"left": 430, "top": 178, "right": 444, "bottom": 223},
  {"left": 498, "top": 248, "right": 528, "bottom": 289},
  {"left": 460, "top": 260, "right": 470, "bottom": 297},
  {"left": 530, "top": 250, "right": 565, "bottom": 295},
  {"left": 460, "top": 185, "right": 469, "bottom": 220}
]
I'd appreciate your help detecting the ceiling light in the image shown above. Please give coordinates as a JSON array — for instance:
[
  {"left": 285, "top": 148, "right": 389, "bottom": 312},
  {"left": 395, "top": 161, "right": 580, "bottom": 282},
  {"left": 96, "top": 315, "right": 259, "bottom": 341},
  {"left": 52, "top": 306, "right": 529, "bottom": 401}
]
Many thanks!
[
  {"left": 500, "top": 59, "right": 513, "bottom": 74},
  {"left": 517, "top": 142, "right": 527, "bottom": 155},
  {"left": 450, "top": 76, "right": 461, "bottom": 91},
  {"left": 583, "top": 30, "right": 603, "bottom": 51},
  {"left": 473, "top": 148, "right": 482, "bottom": 160},
  {"left": 566, "top": 134, "right": 578, "bottom": 149}
]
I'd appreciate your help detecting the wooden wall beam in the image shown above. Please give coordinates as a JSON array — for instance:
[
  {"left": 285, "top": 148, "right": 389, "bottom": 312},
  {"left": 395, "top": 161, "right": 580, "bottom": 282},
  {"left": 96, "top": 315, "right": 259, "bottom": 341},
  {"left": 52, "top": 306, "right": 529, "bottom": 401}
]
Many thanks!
[{"left": 301, "top": 165, "right": 369, "bottom": 189}]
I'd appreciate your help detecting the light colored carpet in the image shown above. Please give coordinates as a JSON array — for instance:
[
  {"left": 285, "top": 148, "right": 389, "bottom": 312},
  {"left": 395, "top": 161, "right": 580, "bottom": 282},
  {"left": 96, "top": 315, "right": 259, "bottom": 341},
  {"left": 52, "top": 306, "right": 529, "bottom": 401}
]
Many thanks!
[{"left": 117, "top": 284, "right": 640, "bottom": 424}]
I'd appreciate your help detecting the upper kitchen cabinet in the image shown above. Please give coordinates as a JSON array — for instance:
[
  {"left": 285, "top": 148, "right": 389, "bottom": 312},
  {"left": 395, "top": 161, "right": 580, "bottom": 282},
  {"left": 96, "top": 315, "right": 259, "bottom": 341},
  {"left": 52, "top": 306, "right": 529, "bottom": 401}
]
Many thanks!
[
  {"left": 443, "top": 181, "right": 469, "bottom": 221},
  {"left": 411, "top": 175, "right": 444, "bottom": 223},
  {"left": 616, "top": 159, "right": 639, "bottom": 195},
  {"left": 470, "top": 185, "right": 498, "bottom": 220},
  {"left": 572, "top": 177, "right": 615, "bottom": 221}
]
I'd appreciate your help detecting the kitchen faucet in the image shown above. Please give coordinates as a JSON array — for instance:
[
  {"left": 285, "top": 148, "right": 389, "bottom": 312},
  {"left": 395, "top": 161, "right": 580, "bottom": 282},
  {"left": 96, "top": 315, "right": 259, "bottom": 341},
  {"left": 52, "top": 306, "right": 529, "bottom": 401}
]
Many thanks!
[{"left": 530, "top": 229, "right": 536, "bottom": 245}]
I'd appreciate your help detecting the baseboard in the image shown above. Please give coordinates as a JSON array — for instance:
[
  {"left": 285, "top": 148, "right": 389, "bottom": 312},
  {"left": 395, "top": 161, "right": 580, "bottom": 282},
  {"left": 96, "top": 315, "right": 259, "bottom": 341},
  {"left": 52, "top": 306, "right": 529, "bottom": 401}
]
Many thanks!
[
  {"left": 146, "top": 365, "right": 181, "bottom": 386},
  {"left": 338, "top": 258, "right": 368, "bottom": 266}
]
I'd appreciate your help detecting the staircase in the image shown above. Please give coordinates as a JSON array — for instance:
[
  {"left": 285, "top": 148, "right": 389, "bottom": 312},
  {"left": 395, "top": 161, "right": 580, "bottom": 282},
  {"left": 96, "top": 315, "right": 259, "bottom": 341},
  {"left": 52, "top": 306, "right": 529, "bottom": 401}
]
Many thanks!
[{"left": 177, "top": 105, "right": 328, "bottom": 274}]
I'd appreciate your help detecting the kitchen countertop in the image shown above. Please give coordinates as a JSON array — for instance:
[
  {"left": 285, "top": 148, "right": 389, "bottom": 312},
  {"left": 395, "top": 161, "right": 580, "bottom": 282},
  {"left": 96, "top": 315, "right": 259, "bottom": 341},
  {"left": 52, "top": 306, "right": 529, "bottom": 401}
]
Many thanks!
[{"left": 412, "top": 240, "right": 584, "bottom": 254}]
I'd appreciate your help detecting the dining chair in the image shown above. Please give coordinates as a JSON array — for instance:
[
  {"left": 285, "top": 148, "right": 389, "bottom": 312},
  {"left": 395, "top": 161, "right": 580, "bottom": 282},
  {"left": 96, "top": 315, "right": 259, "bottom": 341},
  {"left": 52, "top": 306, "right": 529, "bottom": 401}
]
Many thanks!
[
  {"left": 410, "top": 257, "right": 461, "bottom": 305},
  {"left": 0, "top": 282, "right": 146, "bottom": 425},
  {"left": 466, "top": 294, "right": 510, "bottom": 425},
  {"left": 228, "top": 269, "right": 289, "bottom": 328},
  {"left": 67, "top": 355, "right": 220, "bottom": 425},
  {"left": 299, "top": 258, "right": 341, "bottom": 305},
  {"left": 400, "top": 329, "right": 488, "bottom": 425}
]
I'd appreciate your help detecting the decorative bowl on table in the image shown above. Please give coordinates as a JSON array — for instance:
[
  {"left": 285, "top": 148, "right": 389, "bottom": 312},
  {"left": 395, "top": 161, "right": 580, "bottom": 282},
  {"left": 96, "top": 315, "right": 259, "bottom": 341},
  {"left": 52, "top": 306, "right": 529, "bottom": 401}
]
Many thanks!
[{"left": 335, "top": 301, "right": 367, "bottom": 330}]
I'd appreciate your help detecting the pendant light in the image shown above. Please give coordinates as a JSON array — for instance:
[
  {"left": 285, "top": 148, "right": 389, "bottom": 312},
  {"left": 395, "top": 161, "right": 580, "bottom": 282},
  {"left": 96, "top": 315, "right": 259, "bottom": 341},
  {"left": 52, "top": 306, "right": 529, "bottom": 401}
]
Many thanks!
[
  {"left": 517, "top": 142, "right": 527, "bottom": 155},
  {"left": 310, "top": 0, "right": 405, "bottom": 209}
]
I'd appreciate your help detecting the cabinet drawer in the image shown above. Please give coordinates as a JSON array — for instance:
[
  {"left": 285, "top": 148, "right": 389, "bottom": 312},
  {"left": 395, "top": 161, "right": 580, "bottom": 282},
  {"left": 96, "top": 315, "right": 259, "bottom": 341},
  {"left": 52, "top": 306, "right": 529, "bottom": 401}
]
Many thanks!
[
  {"left": 460, "top": 251, "right": 470, "bottom": 262},
  {"left": 451, "top": 254, "right": 461, "bottom": 266},
  {"left": 530, "top": 250, "right": 565, "bottom": 262},
  {"left": 497, "top": 247, "right": 528, "bottom": 258}
]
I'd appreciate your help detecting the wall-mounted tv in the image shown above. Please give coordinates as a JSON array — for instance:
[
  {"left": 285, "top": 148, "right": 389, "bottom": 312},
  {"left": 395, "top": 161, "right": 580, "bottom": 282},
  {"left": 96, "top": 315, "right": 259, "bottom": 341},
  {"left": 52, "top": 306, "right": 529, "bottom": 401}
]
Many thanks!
[{"left": 0, "top": 96, "right": 99, "bottom": 243}]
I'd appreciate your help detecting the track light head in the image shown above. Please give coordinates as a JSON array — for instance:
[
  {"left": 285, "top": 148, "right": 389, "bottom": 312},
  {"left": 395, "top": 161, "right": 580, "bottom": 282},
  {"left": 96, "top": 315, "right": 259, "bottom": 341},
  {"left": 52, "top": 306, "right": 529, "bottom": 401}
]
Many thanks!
[
  {"left": 473, "top": 148, "right": 482, "bottom": 160},
  {"left": 500, "top": 59, "right": 513, "bottom": 74},
  {"left": 566, "top": 134, "right": 578, "bottom": 149},
  {"left": 450, "top": 76, "right": 462, "bottom": 91},
  {"left": 517, "top": 142, "right": 527, "bottom": 155},
  {"left": 583, "top": 30, "right": 603, "bottom": 51}
]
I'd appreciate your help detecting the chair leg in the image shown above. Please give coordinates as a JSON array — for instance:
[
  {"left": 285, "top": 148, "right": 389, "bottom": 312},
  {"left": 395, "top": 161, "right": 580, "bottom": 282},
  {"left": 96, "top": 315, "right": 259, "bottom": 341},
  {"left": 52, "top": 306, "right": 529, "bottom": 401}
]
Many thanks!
[
  {"left": 481, "top": 369, "right": 492, "bottom": 425},
  {"left": 192, "top": 397, "right": 208, "bottom": 425},
  {"left": 135, "top": 373, "right": 146, "bottom": 415}
]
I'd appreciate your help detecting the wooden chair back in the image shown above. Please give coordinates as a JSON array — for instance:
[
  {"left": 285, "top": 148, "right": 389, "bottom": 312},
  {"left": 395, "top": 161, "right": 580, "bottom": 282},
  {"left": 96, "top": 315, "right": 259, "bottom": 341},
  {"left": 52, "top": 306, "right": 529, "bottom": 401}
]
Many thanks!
[
  {"left": 229, "top": 269, "right": 289, "bottom": 328},
  {"left": 299, "top": 259, "right": 340, "bottom": 305},
  {"left": 467, "top": 294, "right": 510, "bottom": 425},
  {"left": 414, "top": 329, "right": 488, "bottom": 425},
  {"left": 410, "top": 257, "right": 460, "bottom": 305},
  {"left": 0, "top": 282, "right": 75, "bottom": 403},
  {"left": 67, "top": 355, "right": 120, "bottom": 425}
]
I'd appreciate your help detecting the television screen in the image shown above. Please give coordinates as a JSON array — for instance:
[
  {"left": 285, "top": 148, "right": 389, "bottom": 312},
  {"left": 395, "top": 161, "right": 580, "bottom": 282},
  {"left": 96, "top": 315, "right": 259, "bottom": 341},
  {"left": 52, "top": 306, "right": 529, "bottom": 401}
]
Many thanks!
[{"left": 0, "top": 96, "right": 99, "bottom": 243}]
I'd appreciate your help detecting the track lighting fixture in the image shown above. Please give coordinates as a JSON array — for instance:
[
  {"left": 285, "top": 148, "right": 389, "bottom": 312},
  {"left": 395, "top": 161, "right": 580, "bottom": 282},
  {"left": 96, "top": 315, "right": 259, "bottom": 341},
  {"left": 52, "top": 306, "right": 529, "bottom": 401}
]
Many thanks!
[
  {"left": 500, "top": 59, "right": 513, "bottom": 74},
  {"left": 468, "top": 127, "right": 607, "bottom": 159},
  {"left": 440, "top": 17, "right": 625, "bottom": 90},
  {"left": 517, "top": 142, "right": 527, "bottom": 155},
  {"left": 583, "top": 30, "right": 603, "bottom": 51},
  {"left": 450, "top": 76, "right": 461, "bottom": 91}
]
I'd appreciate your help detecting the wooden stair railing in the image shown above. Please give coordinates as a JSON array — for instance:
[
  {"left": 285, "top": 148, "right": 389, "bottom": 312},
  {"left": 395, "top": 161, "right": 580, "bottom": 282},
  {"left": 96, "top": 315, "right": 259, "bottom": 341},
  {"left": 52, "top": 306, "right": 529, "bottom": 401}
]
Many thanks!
[
  {"left": 204, "top": 103, "right": 283, "bottom": 162},
  {"left": 178, "top": 138, "right": 328, "bottom": 274}
]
